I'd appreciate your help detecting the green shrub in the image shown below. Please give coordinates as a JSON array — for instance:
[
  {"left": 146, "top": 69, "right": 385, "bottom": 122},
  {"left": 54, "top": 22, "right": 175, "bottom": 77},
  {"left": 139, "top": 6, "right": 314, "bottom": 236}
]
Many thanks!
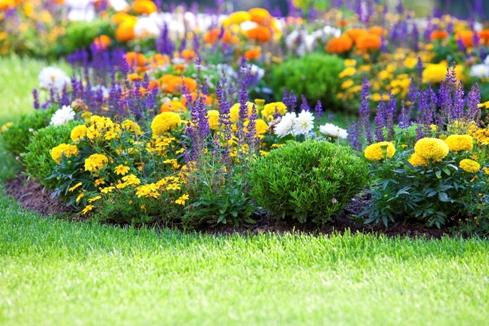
[
  {"left": 268, "top": 53, "right": 344, "bottom": 109},
  {"left": 23, "top": 122, "right": 77, "bottom": 189},
  {"left": 250, "top": 140, "right": 368, "bottom": 224},
  {"left": 182, "top": 154, "right": 256, "bottom": 227},
  {"left": 56, "top": 20, "right": 113, "bottom": 55},
  {"left": 1, "top": 109, "right": 54, "bottom": 156}
]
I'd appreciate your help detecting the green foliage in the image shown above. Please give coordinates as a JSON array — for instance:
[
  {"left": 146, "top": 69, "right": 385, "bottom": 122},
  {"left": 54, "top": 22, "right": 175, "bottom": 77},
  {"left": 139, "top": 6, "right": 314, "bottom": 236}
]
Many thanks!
[
  {"left": 1, "top": 109, "right": 54, "bottom": 156},
  {"left": 57, "top": 20, "right": 113, "bottom": 55},
  {"left": 182, "top": 154, "right": 256, "bottom": 227},
  {"left": 250, "top": 140, "right": 368, "bottom": 224},
  {"left": 269, "top": 53, "right": 344, "bottom": 109},
  {"left": 364, "top": 151, "right": 489, "bottom": 228},
  {"left": 23, "top": 122, "right": 77, "bottom": 189}
]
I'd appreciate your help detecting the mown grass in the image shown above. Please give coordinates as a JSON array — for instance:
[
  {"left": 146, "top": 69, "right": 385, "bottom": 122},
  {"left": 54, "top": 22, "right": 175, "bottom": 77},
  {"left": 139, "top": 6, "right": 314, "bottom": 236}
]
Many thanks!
[{"left": 1, "top": 56, "right": 489, "bottom": 326}]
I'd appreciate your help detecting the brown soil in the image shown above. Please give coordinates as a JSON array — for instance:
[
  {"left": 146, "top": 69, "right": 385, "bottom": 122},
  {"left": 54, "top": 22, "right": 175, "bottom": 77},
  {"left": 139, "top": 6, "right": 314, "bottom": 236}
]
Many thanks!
[
  {"left": 4, "top": 174, "right": 450, "bottom": 238},
  {"left": 5, "top": 175, "right": 72, "bottom": 216}
]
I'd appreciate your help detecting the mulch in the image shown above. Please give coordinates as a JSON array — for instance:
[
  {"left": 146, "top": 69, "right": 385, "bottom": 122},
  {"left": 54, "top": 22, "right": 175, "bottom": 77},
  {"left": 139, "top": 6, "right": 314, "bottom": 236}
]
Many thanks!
[{"left": 4, "top": 174, "right": 450, "bottom": 238}]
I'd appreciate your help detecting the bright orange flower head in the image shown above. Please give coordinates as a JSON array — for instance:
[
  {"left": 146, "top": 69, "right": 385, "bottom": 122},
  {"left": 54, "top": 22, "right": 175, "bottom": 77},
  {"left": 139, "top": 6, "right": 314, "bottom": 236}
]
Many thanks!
[
  {"left": 132, "top": 0, "right": 157, "bottom": 15},
  {"left": 346, "top": 28, "right": 368, "bottom": 44},
  {"left": 246, "top": 26, "right": 272, "bottom": 43},
  {"left": 249, "top": 8, "right": 272, "bottom": 26},
  {"left": 160, "top": 75, "right": 198, "bottom": 94},
  {"left": 356, "top": 33, "right": 382, "bottom": 52},
  {"left": 203, "top": 28, "right": 238, "bottom": 45},
  {"left": 115, "top": 19, "right": 136, "bottom": 42},
  {"left": 368, "top": 26, "right": 384, "bottom": 37},
  {"left": 244, "top": 47, "right": 261, "bottom": 61},
  {"left": 125, "top": 52, "right": 146, "bottom": 68},
  {"left": 431, "top": 30, "right": 449, "bottom": 40},
  {"left": 457, "top": 30, "right": 474, "bottom": 48},
  {"left": 93, "top": 35, "right": 111, "bottom": 50},
  {"left": 480, "top": 30, "right": 489, "bottom": 45},
  {"left": 181, "top": 49, "right": 196, "bottom": 61},
  {"left": 325, "top": 35, "right": 353, "bottom": 54}
]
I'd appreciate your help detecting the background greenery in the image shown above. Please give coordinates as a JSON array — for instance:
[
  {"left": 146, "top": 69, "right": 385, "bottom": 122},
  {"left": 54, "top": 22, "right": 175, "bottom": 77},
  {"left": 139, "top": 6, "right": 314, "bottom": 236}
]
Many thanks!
[{"left": 1, "top": 57, "right": 489, "bottom": 326}]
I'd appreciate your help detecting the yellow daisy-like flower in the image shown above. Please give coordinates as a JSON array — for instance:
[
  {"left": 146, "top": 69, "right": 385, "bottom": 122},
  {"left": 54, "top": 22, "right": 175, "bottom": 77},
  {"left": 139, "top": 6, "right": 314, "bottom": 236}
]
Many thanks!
[
  {"left": 207, "top": 110, "right": 220, "bottom": 130},
  {"left": 135, "top": 183, "right": 160, "bottom": 199},
  {"left": 459, "top": 159, "right": 481, "bottom": 173},
  {"left": 255, "top": 119, "right": 269, "bottom": 136},
  {"left": 84, "top": 154, "right": 109, "bottom": 173},
  {"left": 121, "top": 119, "right": 143, "bottom": 135},
  {"left": 114, "top": 164, "right": 130, "bottom": 176},
  {"left": 408, "top": 153, "right": 428, "bottom": 167},
  {"left": 444, "top": 135, "right": 473, "bottom": 152},
  {"left": 68, "top": 182, "right": 83, "bottom": 193},
  {"left": 81, "top": 204, "right": 94, "bottom": 215},
  {"left": 229, "top": 102, "right": 254, "bottom": 123},
  {"left": 175, "top": 193, "right": 189, "bottom": 205},
  {"left": 70, "top": 125, "right": 87, "bottom": 142},
  {"left": 50, "top": 144, "right": 79, "bottom": 164},
  {"left": 364, "top": 142, "right": 396, "bottom": 161},
  {"left": 261, "top": 102, "right": 287, "bottom": 121},
  {"left": 101, "top": 186, "right": 115, "bottom": 194},
  {"left": 151, "top": 112, "right": 182, "bottom": 137},
  {"left": 414, "top": 138, "right": 449, "bottom": 162},
  {"left": 76, "top": 193, "right": 85, "bottom": 203}
]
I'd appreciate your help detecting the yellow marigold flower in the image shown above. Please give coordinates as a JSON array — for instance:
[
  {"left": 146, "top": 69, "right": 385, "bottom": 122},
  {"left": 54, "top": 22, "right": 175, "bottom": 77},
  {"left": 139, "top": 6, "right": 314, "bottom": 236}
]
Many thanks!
[
  {"left": 68, "top": 182, "right": 83, "bottom": 193},
  {"left": 95, "top": 178, "right": 105, "bottom": 187},
  {"left": 230, "top": 102, "right": 254, "bottom": 123},
  {"left": 163, "top": 159, "right": 180, "bottom": 169},
  {"left": 50, "top": 144, "right": 79, "bottom": 164},
  {"left": 114, "top": 165, "right": 130, "bottom": 176},
  {"left": 175, "top": 193, "right": 189, "bottom": 206},
  {"left": 0, "top": 122, "right": 13, "bottom": 134},
  {"left": 364, "top": 142, "right": 396, "bottom": 161},
  {"left": 70, "top": 125, "right": 87, "bottom": 142},
  {"left": 483, "top": 167, "right": 489, "bottom": 175},
  {"left": 459, "top": 159, "right": 481, "bottom": 173},
  {"left": 255, "top": 119, "right": 269, "bottom": 135},
  {"left": 81, "top": 204, "right": 94, "bottom": 215},
  {"left": 88, "top": 195, "right": 102, "bottom": 203},
  {"left": 262, "top": 102, "right": 287, "bottom": 121},
  {"left": 444, "top": 135, "right": 473, "bottom": 152},
  {"left": 121, "top": 119, "right": 143, "bottom": 135},
  {"left": 423, "top": 64, "right": 464, "bottom": 84},
  {"left": 84, "top": 154, "right": 109, "bottom": 173},
  {"left": 151, "top": 112, "right": 181, "bottom": 137},
  {"left": 408, "top": 153, "right": 428, "bottom": 167},
  {"left": 478, "top": 101, "right": 489, "bottom": 109},
  {"left": 341, "top": 79, "right": 354, "bottom": 89},
  {"left": 101, "top": 186, "right": 115, "bottom": 194},
  {"left": 339, "top": 67, "right": 356, "bottom": 78},
  {"left": 166, "top": 183, "right": 181, "bottom": 191},
  {"left": 122, "top": 174, "right": 141, "bottom": 186},
  {"left": 403, "top": 57, "right": 418, "bottom": 69},
  {"left": 135, "top": 183, "right": 160, "bottom": 199},
  {"left": 344, "top": 59, "right": 356, "bottom": 67},
  {"left": 414, "top": 138, "right": 449, "bottom": 162},
  {"left": 207, "top": 110, "right": 220, "bottom": 130}
]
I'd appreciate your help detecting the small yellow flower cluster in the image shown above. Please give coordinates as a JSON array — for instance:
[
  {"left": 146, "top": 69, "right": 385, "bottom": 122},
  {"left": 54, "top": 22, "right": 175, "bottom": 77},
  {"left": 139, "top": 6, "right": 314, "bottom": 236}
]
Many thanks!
[
  {"left": 50, "top": 144, "right": 79, "bottom": 164},
  {"left": 84, "top": 154, "right": 109, "bottom": 173},
  {"left": 364, "top": 141, "right": 396, "bottom": 161},
  {"left": 86, "top": 115, "right": 123, "bottom": 142}
]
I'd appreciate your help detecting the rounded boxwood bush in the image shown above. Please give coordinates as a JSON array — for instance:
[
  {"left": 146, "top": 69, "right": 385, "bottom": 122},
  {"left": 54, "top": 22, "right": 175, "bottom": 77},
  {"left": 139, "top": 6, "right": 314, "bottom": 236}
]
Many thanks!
[
  {"left": 23, "top": 121, "right": 77, "bottom": 189},
  {"left": 1, "top": 108, "right": 54, "bottom": 156},
  {"left": 250, "top": 140, "right": 368, "bottom": 224},
  {"left": 268, "top": 53, "right": 344, "bottom": 109}
]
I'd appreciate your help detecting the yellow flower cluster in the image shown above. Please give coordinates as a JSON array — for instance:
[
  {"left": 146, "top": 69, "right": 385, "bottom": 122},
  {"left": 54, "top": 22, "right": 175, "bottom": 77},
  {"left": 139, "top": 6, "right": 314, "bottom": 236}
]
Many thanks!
[
  {"left": 459, "top": 159, "right": 481, "bottom": 173},
  {"left": 86, "top": 115, "right": 122, "bottom": 141},
  {"left": 151, "top": 112, "right": 181, "bottom": 137},
  {"left": 50, "top": 144, "right": 79, "bottom": 164},
  {"left": 444, "top": 135, "right": 473, "bottom": 152},
  {"left": 364, "top": 142, "right": 396, "bottom": 161},
  {"left": 414, "top": 138, "right": 449, "bottom": 162},
  {"left": 71, "top": 125, "right": 88, "bottom": 142},
  {"left": 84, "top": 153, "right": 109, "bottom": 173}
]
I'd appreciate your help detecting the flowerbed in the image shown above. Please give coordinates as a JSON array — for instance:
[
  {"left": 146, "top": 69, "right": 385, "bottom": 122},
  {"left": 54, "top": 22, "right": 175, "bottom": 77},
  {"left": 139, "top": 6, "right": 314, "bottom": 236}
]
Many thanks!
[{"left": 1, "top": 0, "right": 489, "bottom": 237}]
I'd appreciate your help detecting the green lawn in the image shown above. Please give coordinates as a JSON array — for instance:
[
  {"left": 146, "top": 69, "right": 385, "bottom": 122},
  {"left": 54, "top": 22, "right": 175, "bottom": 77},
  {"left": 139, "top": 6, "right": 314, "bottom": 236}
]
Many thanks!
[{"left": 1, "top": 56, "right": 489, "bottom": 326}]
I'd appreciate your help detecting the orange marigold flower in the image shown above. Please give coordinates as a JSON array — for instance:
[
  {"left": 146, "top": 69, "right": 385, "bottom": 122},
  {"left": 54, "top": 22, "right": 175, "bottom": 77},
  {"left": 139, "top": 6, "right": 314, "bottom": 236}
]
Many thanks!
[
  {"left": 479, "top": 30, "right": 489, "bottom": 45},
  {"left": 203, "top": 28, "right": 238, "bottom": 45},
  {"left": 125, "top": 52, "right": 146, "bottom": 67},
  {"left": 325, "top": 35, "right": 353, "bottom": 54},
  {"left": 93, "top": 35, "right": 111, "bottom": 50},
  {"left": 345, "top": 28, "right": 368, "bottom": 43},
  {"left": 181, "top": 49, "right": 196, "bottom": 61},
  {"left": 430, "top": 30, "right": 449, "bottom": 40},
  {"left": 356, "top": 33, "right": 382, "bottom": 52},
  {"left": 244, "top": 47, "right": 261, "bottom": 61},
  {"left": 249, "top": 8, "right": 272, "bottom": 26},
  {"left": 132, "top": 0, "right": 157, "bottom": 15},
  {"left": 368, "top": 26, "right": 384, "bottom": 37},
  {"left": 457, "top": 30, "right": 474, "bottom": 48},
  {"left": 115, "top": 19, "right": 136, "bottom": 42},
  {"left": 246, "top": 26, "right": 272, "bottom": 43},
  {"left": 160, "top": 75, "right": 197, "bottom": 94}
]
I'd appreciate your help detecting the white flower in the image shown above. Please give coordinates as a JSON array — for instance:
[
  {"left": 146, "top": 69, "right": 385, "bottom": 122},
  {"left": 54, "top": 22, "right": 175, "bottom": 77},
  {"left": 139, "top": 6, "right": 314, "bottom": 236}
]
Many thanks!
[
  {"left": 39, "top": 67, "right": 70, "bottom": 92},
  {"left": 274, "top": 112, "right": 296, "bottom": 137},
  {"left": 240, "top": 21, "right": 258, "bottom": 32},
  {"left": 66, "top": 0, "right": 95, "bottom": 21},
  {"left": 135, "top": 15, "right": 161, "bottom": 38},
  {"left": 293, "top": 110, "right": 315, "bottom": 136},
  {"left": 50, "top": 105, "right": 75, "bottom": 126},
  {"left": 109, "top": 0, "right": 129, "bottom": 11},
  {"left": 469, "top": 64, "right": 489, "bottom": 78},
  {"left": 320, "top": 123, "right": 348, "bottom": 139},
  {"left": 245, "top": 64, "right": 265, "bottom": 81},
  {"left": 484, "top": 55, "right": 489, "bottom": 65}
]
